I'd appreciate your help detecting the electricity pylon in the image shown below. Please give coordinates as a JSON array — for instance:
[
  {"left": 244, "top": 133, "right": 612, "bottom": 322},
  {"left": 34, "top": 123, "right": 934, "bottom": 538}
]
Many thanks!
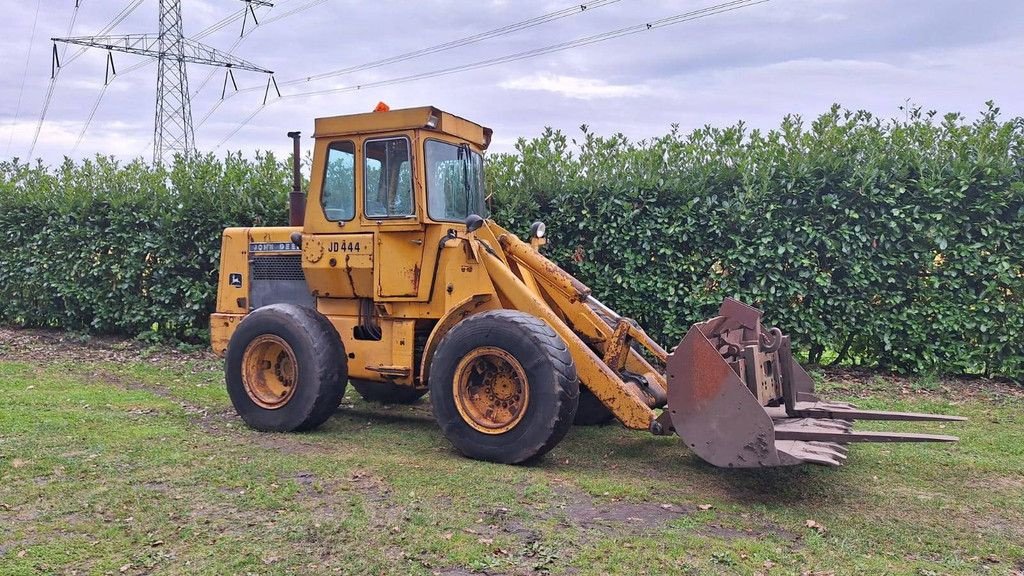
[{"left": 53, "top": 1, "right": 273, "bottom": 163}]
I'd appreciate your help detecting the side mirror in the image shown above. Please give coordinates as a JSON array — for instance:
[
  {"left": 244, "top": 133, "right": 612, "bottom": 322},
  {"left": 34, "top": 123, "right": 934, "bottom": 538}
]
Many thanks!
[
  {"left": 529, "top": 220, "right": 548, "bottom": 249},
  {"left": 465, "top": 214, "right": 484, "bottom": 233}
]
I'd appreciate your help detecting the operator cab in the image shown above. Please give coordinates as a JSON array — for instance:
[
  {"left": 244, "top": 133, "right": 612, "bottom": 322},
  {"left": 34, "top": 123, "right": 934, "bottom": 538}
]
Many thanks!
[
  {"left": 304, "top": 105, "right": 492, "bottom": 233},
  {"left": 298, "top": 106, "right": 494, "bottom": 303}
]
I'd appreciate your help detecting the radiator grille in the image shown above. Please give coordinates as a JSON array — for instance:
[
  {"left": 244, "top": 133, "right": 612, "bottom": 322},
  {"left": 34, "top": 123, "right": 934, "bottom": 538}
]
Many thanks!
[{"left": 251, "top": 254, "right": 305, "bottom": 281}]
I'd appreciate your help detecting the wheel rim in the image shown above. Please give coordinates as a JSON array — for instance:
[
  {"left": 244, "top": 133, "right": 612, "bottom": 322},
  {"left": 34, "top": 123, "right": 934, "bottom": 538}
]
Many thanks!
[
  {"left": 241, "top": 334, "right": 298, "bottom": 409},
  {"left": 453, "top": 346, "right": 530, "bottom": 434}
]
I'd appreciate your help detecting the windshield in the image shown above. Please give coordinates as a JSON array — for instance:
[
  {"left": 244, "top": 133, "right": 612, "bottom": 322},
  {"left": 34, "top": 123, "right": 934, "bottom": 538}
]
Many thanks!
[{"left": 425, "top": 139, "right": 488, "bottom": 222}]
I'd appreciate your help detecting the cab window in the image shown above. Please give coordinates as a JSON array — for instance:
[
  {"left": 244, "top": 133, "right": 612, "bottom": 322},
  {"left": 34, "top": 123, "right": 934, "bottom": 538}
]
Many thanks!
[
  {"left": 364, "top": 137, "right": 413, "bottom": 218},
  {"left": 425, "top": 139, "right": 487, "bottom": 222},
  {"left": 322, "top": 140, "right": 356, "bottom": 221}
]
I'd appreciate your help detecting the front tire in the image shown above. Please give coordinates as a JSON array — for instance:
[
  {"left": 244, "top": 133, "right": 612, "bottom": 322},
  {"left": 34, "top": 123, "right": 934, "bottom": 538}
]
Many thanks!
[
  {"left": 428, "top": 310, "right": 579, "bottom": 464},
  {"left": 226, "top": 304, "right": 348, "bottom": 432}
]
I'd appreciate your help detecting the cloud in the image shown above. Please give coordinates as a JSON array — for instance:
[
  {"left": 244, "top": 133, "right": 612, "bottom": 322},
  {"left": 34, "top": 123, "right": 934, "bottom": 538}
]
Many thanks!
[{"left": 499, "top": 73, "right": 651, "bottom": 100}]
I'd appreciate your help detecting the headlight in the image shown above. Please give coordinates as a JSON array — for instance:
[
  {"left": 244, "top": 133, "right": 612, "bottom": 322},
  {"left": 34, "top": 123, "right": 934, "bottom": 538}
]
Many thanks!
[{"left": 530, "top": 221, "right": 546, "bottom": 239}]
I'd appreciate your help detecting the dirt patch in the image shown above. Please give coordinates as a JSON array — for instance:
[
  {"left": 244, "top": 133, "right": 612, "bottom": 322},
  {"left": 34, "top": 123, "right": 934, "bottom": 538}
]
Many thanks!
[
  {"left": 564, "top": 499, "right": 691, "bottom": 530},
  {"left": 143, "top": 481, "right": 170, "bottom": 493},
  {"left": 0, "top": 327, "right": 214, "bottom": 366},
  {"left": 966, "top": 475, "right": 1024, "bottom": 493},
  {"left": 283, "top": 468, "right": 399, "bottom": 525}
]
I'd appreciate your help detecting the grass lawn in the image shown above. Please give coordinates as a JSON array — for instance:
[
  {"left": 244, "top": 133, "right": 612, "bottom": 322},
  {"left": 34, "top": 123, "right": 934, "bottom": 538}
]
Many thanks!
[{"left": 0, "top": 328, "right": 1022, "bottom": 575}]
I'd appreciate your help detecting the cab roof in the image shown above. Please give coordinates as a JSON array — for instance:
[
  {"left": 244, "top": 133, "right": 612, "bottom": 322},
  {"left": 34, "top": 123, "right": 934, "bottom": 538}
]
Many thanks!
[{"left": 313, "top": 106, "right": 493, "bottom": 150}]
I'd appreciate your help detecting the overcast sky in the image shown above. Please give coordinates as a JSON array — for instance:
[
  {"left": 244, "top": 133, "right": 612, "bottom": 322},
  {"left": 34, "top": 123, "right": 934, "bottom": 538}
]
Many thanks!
[{"left": 1, "top": 0, "right": 1022, "bottom": 164}]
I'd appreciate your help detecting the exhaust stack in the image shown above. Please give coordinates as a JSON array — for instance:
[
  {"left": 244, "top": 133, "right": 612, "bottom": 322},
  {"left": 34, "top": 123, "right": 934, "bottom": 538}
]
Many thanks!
[{"left": 287, "top": 131, "right": 305, "bottom": 226}]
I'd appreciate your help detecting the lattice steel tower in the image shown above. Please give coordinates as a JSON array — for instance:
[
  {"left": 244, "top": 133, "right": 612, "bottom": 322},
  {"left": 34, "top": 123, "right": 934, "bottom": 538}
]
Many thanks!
[
  {"left": 53, "top": 1, "right": 273, "bottom": 163},
  {"left": 155, "top": 0, "right": 193, "bottom": 160}
]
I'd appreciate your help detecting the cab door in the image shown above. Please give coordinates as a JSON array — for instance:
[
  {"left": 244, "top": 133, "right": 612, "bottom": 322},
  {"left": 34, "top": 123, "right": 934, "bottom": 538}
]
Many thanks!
[
  {"left": 361, "top": 135, "right": 426, "bottom": 298},
  {"left": 302, "top": 139, "right": 375, "bottom": 299}
]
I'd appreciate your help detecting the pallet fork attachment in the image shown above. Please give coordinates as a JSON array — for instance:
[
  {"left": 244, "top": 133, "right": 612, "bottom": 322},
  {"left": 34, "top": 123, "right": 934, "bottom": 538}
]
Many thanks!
[{"left": 664, "top": 299, "right": 964, "bottom": 467}]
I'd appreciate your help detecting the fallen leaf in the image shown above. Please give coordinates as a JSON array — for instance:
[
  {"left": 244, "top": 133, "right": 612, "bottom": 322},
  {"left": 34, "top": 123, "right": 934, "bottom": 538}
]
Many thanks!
[
  {"left": 804, "top": 519, "right": 827, "bottom": 534},
  {"left": 150, "top": 540, "right": 163, "bottom": 547},
  {"left": 659, "top": 503, "right": 673, "bottom": 510},
  {"left": 763, "top": 560, "right": 776, "bottom": 569},
  {"left": 477, "top": 537, "right": 493, "bottom": 545},
  {"left": 441, "top": 532, "right": 453, "bottom": 540},
  {"left": 698, "top": 504, "right": 713, "bottom": 511},
  {"left": 119, "top": 564, "right": 131, "bottom": 573},
  {"left": 17, "top": 550, "right": 27, "bottom": 558},
  {"left": 11, "top": 459, "right": 27, "bottom": 469}
]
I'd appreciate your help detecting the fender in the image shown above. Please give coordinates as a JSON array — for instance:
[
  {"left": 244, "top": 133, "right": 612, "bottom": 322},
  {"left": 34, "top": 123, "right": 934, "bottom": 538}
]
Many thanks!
[{"left": 418, "top": 294, "right": 498, "bottom": 386}]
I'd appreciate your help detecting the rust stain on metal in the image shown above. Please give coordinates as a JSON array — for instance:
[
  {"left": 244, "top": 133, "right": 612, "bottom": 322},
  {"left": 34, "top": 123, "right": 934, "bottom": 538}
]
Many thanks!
[
  {"left": 344, "top": 254, "right": 356, "bottom": 294},
  {"left": 602, "top": 321, "right": 631, "bottom": 372},
  {"left": 409, "top": 264, "right": 422, "bottom": 292}
]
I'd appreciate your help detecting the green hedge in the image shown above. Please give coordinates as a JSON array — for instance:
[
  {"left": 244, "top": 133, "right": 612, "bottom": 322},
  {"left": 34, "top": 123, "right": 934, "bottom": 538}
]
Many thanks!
[
  {"left": 487, "top": 103, "right": 1024, "bottom": 378},
  {"left": 1, "top": 104, "right": 1021, "bottom": 379},
  {"left": 0, "top": 153, "right": 289, "bottom": 341}
]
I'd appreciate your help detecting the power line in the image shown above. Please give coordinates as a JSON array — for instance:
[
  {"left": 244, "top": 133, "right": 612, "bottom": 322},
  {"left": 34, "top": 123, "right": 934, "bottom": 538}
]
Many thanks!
[
  {"left": 194, "top": 6, "right": 247, "bottom": 40},
  {"left": 260, "top": 0, "right": 327, "bottom": 26},
  {"left": 215, "top": 103, "right": 266, "bottom": 148},
  {"left": 292, "top": 0, "right": 768, "bottom": 99},
  {"left": 5, "top": 0, "right": 43, "bottom": 156},
  {"left": 28, "top": 74, "right": 59, "bottom": 158},
  {"left": 72, "top": 84, "right": 109, "bottom": 154},
  {"left": 59, "top": 2, "right": 83, "bottom": 61},
  {"left": 64, "top": 0, "right": 147, "bottom": 66},
  {"left": 215, "top": 0, "right": 769, "bottom": 148},
  {"left": 193, "top": 0, "right": 298, "bottom": 40},
  {"left": 192, "top": 0, "right": 325, "bottom": 132},
  {"left": 71, "top": 59, "right": 152, "bottom": 154},
  {"left": 190, "top": 0, "right": 299, "bottom": 99},
  {"left": 26, "top": 0, "right": 87, "bottom": 160},
  {"left": 271, "top": 0, "right": 622, "bottom": 89}
]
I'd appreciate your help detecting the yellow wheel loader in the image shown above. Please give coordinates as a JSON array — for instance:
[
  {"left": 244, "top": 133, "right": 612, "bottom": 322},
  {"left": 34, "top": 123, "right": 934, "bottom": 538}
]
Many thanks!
[{"left": 211, "top": 106, "right": 963, "bottom": 468}]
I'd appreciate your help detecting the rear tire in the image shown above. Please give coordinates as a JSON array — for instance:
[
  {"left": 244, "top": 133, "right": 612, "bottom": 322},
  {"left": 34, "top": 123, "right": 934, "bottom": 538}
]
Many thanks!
[
  {"left": 350, "top": 379, "right": 427, "bottom": 404},
  {"left": 574, "top": 388, "right": 615, "bottom": 425},
  {"left": 226, "top": 304, "right": 347, "bottom": 432},
  {"left": 429, "top": 310, "right": 579, "bottom": 464}
]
